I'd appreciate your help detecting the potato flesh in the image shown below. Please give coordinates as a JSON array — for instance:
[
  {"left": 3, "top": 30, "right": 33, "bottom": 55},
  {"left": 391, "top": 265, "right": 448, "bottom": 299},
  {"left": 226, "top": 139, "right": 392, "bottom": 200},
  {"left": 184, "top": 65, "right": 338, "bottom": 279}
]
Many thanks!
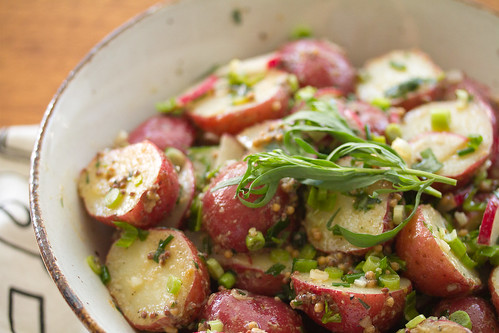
[
  {"left": 78, "top": 142, "right": 162, "bottom": 217},
  {"left": 356, "top": 50, "right": 443, "bottom": 103},
  {"left": 401, "top": 100, "right": 493, "bottom": 163},
  {"left": 304, "top": 184, "right": 390, "bottom": 253},
  {"left": 191, "top": 69, "right": 288, "bottom": 117},
  {"left": 106, "top": 229, "right": 199, "bottom": 326}
]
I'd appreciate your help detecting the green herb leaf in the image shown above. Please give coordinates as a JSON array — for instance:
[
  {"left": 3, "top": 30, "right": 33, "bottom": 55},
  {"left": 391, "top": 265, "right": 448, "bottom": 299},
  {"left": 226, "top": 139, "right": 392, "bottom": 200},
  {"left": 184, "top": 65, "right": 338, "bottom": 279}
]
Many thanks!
[
  {"left": 322, "top": 300, "right": 342, "bottom": 324},
  {"left": 411, "top": 148, "right": 443, "bottom": 173},
  {"left": 384, "top": 78, "right": 430, "bottom": 99}
]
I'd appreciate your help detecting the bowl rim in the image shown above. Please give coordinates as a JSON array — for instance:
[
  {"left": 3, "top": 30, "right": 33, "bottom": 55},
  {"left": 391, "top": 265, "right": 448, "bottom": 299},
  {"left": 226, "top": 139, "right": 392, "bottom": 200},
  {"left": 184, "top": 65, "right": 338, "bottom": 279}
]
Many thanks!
[
  {"left": 28, "top": 0, "right": 499, "bottom": 332},
  {"left": 29, "top": 1, "right": 169, "bottom": 331}
]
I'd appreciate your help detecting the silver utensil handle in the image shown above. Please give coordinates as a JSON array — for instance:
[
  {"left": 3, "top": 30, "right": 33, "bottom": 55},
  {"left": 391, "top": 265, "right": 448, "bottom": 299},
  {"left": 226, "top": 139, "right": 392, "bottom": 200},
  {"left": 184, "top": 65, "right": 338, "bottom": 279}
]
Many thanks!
[{"left": 0, "top": 125, "right": 39, "bottom": 160}]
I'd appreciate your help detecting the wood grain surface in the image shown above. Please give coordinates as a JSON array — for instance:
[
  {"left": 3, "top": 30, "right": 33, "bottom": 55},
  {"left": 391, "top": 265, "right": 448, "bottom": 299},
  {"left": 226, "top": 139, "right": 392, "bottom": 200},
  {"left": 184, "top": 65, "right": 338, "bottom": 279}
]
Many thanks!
[{"left": 1, "top": 0, "right": 498, "bottom": 126}]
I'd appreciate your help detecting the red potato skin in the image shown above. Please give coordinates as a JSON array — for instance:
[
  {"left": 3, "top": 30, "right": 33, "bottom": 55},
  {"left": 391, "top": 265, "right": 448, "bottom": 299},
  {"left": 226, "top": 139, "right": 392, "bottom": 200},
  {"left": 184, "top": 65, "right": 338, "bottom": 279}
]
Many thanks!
[
  {"left": 395, "top": 206, "right": 482, "bottom": 297},
  {"left": 82, "top": 142, "right": 180, "bottom": 229},
  {"left": 187, "top": 75, "right": 291, "bottom": 136},
  {"left": 200, "top": 289, "right": 303, "bottom": 333},
  {"left": 128, "top": 115, "right": 196, "bottom": 152},
  {"left": 433, "top": 296, "right": 499, "bottom": 333},
  {"left": 202, "top": 161, "right": 295, "bottom": 253},
  {"left": 177, "top": 74, "right": 218, "bottom": 105},
  {"left": 291, "top": 274, "right": 411, "bottom": 333},
  {"left": 276, "top": 39, "right": 356, "bottom": 94}
]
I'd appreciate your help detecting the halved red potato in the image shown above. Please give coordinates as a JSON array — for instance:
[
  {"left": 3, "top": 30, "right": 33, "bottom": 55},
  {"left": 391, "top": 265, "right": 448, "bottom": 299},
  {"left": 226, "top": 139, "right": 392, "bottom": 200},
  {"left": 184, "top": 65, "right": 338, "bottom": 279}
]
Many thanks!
[
  {"left": 276, "top": 39, "right": 356, "bottom": 94},
  {"left": 303, "top": 182, "right": 393, "bottom": 254},
  {"left": 77, "top": 141, "right": 179, "bottom": 229},
  {"left": 356, "top": 49, "right": 444, "bottom": 110},
  {"left": 212, "top": 248, "right": 292, "bottom": 296},
  {"left": 291, "top": 271, "right": 412, "bottom": 333},
  {"left": 404, "top": 317, "right": 472, "bottom": 333},
  {"left": 395, "top": 205, "right": 482, "bottom": 297},
  {"left": 160, "top": 153, "right": 195, "bottom": 229},
  {"left": 105, "top": 228, "right": 210, "bottom": 331},
  {"left": 199, "top": 289, "right": 303, "bottom": 333},
  {"left": 202, "top": 161, "right": 296, "bottom": 253},
  {"left": 489, "top": 266, "right": 499, "bottom": 315},
  {"left": 187, "top": 53, "right": 292, "bottom": 135},
  {"left": 433, "top": 296, "right": 499, "bottom": 332},
  {"left": 400, "top": 99, "right": 495, "bottom": 187},
  {"left": 128, "top": 115, "right": 196, "bottom": 152},
  {"left": 477, "top": 194, "right": 499, "bottom": 246}
]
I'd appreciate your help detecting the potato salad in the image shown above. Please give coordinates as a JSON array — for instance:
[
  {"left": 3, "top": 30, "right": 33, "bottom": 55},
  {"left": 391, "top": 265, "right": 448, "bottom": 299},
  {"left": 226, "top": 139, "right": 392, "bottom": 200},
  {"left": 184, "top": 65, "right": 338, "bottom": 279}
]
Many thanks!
[{"left": 78, "top": 37, "right": 499, "bottom": 333}]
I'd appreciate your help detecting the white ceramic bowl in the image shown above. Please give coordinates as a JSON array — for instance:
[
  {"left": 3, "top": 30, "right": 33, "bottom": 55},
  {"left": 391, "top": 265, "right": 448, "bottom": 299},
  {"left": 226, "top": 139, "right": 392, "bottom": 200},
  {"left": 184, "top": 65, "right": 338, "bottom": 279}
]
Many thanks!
[{"left": 30, "top": 0, "right": 499, "bottom": 331}]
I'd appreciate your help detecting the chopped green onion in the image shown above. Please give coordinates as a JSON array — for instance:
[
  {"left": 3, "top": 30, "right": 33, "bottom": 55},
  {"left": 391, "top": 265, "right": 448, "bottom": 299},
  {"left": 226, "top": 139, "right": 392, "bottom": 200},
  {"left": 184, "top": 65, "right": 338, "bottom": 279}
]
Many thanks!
[
  {"left": 290, "top": 24, "right": 313, "bottom": 39},
  {"left": 218, "top": 271, "right": 236, "bottom": 289},
  {"left": 87, "top": 255, "right": 102, "bottom": 275},
  {"left": 463, "top": 187, "right": 487, "bottom": 212},
  {"left": 331, "top": 282, "right": 350, "bottom": 287},
  {"left": 287, "top": 74, "right": 299, "bottom": 93},
  {"left": 457, "top": 134, "right": 483, "bottom": 156},
  {"left": 246, "top": 229, "right": 265, "bottom": 251},
  {"left": 379, "top": 274, "right": 400, "bottom": 290},
  {"left": 371, "top": 97, "right": 391, "bottom": 111},
  {"left": 100, "top": 265, "right": 111, "bottom": 285},
  {"left": 152, "top": 235, "right": 174, "bottom": 263},
  {"left": 393, "top": 205, "right": 405, "bottom": 225},
  {"left": 113, "top": 221, "right": 148, "bottom": 248},
  {"left": 362, "top": 255, "right": 381, "bottom": 273},
  {"left": 341, "top": 272, "right": 365, "bottom": 283},
  {"left": 431, "top": 108, "right": 451, "bottom": 131},
  {"left": 449, "top": 310, "right": 472, "bottom": 330},
  {"left": 299, "top": 243, "right": 317, "bottom": 260},
  {"left": 270, "top": 248, "right": 291, "bottom": 263},
  {"left": 207, "top": 319, "right": 224, "bottom": 332},
  {"left": 372, "top": 135, "right": 386, "bottom": 144},
  {"left": 325, "top": 267, "right": 344, "bottom": 279},
  {"left": 166, "top": 275, "right": 182, "bottom": 295},
  {"left": 206, "top": 258, "right": 224, "bottom": 280},
  {"left": 405, "top": 314, "right": 426, "bottom": 329},
  {"left": 307, "top": 187, "right": 337, "bottom": 212},
  {"left": 385, "top": 123, "right": 402, "bottom": 142},
  {"left": 156, "top": 97, "right": 181, "bottom": 114},
  {"left": 104, "top": 188, "right": 123, "bottom": 209},
  {"left": 389, "top": 60, "right": 407, "bottom": 71},
  {"left": 292, "top": 258, "right": 317, "bottom": 273},
  {"left": 294, "top": 86, "right": 317, "bottom": 102},
  {"left": 133, "top": 174, "right": 143, "bottom": 186}
]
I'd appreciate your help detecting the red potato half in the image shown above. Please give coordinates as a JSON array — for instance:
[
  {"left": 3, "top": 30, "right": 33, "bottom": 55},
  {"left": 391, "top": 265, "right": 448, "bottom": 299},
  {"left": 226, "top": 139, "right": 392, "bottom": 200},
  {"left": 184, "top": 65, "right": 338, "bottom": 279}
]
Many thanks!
[
  {"left": 105, "top": 228, "right": 210, "bottom": 331},
  {"left": 303, "top": 182, "right": 393, "bottom": 254},
  {"left": 433, "top": 296, "right": 499, "bottom": 333},
  {"left": 276, "top": 38, "right": 356, "bottom": 94},
  {"left": 395, "top": 205, "right": 482, "bottom": 297},
  {"left": 212, "top": 248, "right": 292, "bottom": 296},
  {"left": 404, "top": 317, "right": 472, "bottom": 333},
  {"left": 291, "top": 271, "right": 412, "bottom": 333},
  {"left": 77, "top": 141, "right": 179, "bottom": 229},
  {"left": 128, "top": 115, "right": 196, "bottom": 152},
  {"left": 401, "top": 99, "right": 495, "bottom": 187},
  {"left": 187, "top": 53, "right": 292, "bottom": 135},
  {"left": 200, "top": 289, "right": 303, "bottom": 333},
  {"left": 489, "top": 266, "right": 499, "bottom": 316},
  {"left": 356, "top": 49, "right": 444, "bottom": 110},
  {"left": 202, "top": 161, "right": 296, "bottom": 253}
]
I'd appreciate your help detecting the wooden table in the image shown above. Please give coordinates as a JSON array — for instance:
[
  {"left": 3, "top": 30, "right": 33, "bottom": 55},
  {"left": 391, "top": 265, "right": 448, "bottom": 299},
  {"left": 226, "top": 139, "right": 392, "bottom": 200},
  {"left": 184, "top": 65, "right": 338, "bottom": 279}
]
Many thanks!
[{"left": 1, "top": 0, "right": 498, "bottom": 126}]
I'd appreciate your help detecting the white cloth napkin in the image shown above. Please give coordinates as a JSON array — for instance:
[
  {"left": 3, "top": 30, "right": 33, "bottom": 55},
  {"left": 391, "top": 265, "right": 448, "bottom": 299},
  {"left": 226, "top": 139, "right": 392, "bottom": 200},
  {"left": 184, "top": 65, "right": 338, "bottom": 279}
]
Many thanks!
[{"left": 0, "top": 125, "right": 87, "bottom": 333}]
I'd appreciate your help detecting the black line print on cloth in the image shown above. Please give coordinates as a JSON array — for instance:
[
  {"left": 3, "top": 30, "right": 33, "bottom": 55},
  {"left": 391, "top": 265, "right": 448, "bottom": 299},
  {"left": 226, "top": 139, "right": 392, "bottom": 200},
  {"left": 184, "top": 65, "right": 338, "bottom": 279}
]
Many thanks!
[
  {"left": 8, "top": 287, "right": 46, "bottom": 333},
  {"left": 0, "top": 199, "right": 39, "bottom": 258}
]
